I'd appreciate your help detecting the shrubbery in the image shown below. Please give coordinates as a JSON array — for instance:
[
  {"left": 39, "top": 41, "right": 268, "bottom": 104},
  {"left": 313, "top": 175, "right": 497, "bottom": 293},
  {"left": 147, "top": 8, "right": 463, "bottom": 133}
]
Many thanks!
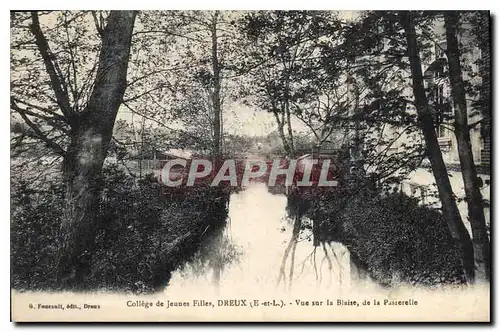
[
  {"left": 292, "top": 188, "right": 466, "bottom": 287},
  {"left": 11, "top": 165, "right": 229, "bottom": 293},
  {"left": 11, "top": 180, "right": 64, "bottom": 290},
  {"left": 339, "top": 191, "right": 465, "bottom": 286}
]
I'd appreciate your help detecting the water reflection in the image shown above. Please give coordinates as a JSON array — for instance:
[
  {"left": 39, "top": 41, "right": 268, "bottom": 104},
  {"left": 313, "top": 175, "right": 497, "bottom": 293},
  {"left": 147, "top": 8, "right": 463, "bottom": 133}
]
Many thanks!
[
  {"left": 175, "top": 229, "right": 243, "bottom": 290},
  {"left": 165, "top": 183, "right": 357, "bottom": 297}
]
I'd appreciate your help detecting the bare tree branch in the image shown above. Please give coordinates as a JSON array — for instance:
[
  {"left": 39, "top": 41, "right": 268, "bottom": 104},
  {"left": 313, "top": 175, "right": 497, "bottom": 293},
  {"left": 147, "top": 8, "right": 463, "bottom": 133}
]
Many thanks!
[
  {"left": 30, "top": 11, "right": 73, "bottom": 121},
  {"left": 12, "top": 101, "right": 67, "bottom": 157},
  {"left": 91, "top": 11, "right": 105, "bottom": 37}
]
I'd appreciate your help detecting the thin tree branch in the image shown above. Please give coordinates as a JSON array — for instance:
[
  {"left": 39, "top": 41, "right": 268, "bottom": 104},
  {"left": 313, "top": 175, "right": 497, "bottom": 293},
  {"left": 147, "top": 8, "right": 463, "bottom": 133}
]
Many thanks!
[
  {"left": 12, "top": 101, "right": 67, "bottom": 157},
  {"left": 30, "top": 11, "right": 72, "bottom": 120}
]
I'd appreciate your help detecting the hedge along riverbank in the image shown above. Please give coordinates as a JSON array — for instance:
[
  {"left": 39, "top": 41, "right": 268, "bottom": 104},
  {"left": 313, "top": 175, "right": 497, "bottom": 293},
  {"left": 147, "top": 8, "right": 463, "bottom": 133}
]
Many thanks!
[
  {"left": 11, "top": 165, "right": 229, "bottom": 294},
  {"left": 287, "top": 187, "right": 466, "bottom": 287}
]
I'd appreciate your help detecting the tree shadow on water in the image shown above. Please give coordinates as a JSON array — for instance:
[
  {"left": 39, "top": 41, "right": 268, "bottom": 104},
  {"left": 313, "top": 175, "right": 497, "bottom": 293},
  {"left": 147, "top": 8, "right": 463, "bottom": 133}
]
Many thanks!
[
  {"left": 277, "top": 213, "right": 347, "bottom": 292},
  {"left": 175, "top": 224, "right": 243, "bottom": 291}
]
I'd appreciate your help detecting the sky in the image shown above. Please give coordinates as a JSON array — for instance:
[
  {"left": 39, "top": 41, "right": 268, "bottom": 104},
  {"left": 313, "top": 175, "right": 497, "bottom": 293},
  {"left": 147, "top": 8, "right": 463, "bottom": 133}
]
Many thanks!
[
  {"left": 222, "top": 103, "right": 309, "bottom": 137},
  {"left": 12, "top": 10, "right": 360, "bottom": 139},
  {"left": 117, "top": 100, "right": 309, "bottom": 138}
]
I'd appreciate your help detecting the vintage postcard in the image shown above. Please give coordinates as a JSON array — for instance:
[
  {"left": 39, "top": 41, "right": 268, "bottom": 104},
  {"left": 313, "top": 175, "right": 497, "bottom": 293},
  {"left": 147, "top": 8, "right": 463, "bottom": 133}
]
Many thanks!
[{"left": 10, "top": 10, "right": 491, "bottom": 322}]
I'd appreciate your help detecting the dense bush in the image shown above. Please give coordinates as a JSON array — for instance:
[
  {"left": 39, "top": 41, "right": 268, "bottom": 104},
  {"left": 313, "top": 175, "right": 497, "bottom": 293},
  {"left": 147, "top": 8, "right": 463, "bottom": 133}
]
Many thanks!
[
  {"left": 11, "top": 165, "right": 229, "bottom": 293},
  {"left": 11, "top": 180, "right": 64, "bottom": 290},
  {"left": 291, "top": 188, "right": 466, "bottom": 287},
  {"left": 339, "top": 191, "right": 465, "bottom": 286}
]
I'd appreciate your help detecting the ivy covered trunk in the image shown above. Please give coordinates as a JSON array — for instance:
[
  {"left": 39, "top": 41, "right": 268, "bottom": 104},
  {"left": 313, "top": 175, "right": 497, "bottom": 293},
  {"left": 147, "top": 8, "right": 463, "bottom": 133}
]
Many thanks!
[
  {"left": 56, "top": 11, "right": 137, "bottom": 283},
  {"left": 444, "top": 12, "right": 490, "bottom": 282},
  {"left": 401, "top": 12, "right": 475, "bottom": 283}
]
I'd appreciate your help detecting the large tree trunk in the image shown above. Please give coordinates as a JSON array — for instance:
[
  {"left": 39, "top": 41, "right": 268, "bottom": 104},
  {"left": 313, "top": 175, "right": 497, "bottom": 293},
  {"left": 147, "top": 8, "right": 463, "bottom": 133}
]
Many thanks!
[
  {"left": 57, "top": 11, "right": 137, "bottom": 284},
  {"left": 211, "top": 11, "right": 222, "bottom": 160},
  {"left": 285, "top": 102, "right": 295, "bottom": 156},
  {"left": 400, "top": 12, "right": 475, "bottom": 283},
  {"left": 272, "top": 109, "right": 293, "bottom": 157},
  {"left": 444, "top": 12, "right": 490, "bottom": 282},
  {"left": 284, "top": 78, "right": 295, "bottom": 156}
]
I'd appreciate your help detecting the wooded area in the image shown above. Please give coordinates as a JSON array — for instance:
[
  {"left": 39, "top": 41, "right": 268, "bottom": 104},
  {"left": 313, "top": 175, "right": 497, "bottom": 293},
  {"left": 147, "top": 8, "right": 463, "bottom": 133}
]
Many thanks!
[{"left": 11, "top": 10, "right": 490, "bottom": 292}]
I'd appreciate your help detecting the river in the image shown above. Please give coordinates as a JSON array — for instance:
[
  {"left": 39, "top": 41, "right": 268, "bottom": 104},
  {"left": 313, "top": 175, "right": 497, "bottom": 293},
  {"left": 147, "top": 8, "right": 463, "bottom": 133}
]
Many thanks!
[{"left": 164, "top": 183, "right": 357, "bottom": 298}]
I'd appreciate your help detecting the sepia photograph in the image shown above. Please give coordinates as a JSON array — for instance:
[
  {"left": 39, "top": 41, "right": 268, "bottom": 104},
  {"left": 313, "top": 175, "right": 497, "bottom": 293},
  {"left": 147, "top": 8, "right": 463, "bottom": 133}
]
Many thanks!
[{"left": 9, "top": 9, "right": 491, "bottom": 322}]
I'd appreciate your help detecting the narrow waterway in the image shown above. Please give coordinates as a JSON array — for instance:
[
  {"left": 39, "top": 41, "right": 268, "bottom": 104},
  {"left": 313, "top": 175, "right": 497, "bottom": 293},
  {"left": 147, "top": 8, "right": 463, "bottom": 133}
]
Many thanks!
[
  {"left": 165, "top": 183, "right": 357, "bottom": 298},
  {"left": 10, "top": 183, "right": 489, "bottom": 322}
]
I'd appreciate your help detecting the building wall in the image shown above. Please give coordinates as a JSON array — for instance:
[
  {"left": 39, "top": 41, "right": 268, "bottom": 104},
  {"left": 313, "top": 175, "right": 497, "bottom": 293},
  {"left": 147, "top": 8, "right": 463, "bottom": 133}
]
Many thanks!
[
  {"left": 374, "top": 15, "right": 490, "bottom": 230},
  {"left": 401, "top": 168, "right": 490, "bottom": 236}
]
